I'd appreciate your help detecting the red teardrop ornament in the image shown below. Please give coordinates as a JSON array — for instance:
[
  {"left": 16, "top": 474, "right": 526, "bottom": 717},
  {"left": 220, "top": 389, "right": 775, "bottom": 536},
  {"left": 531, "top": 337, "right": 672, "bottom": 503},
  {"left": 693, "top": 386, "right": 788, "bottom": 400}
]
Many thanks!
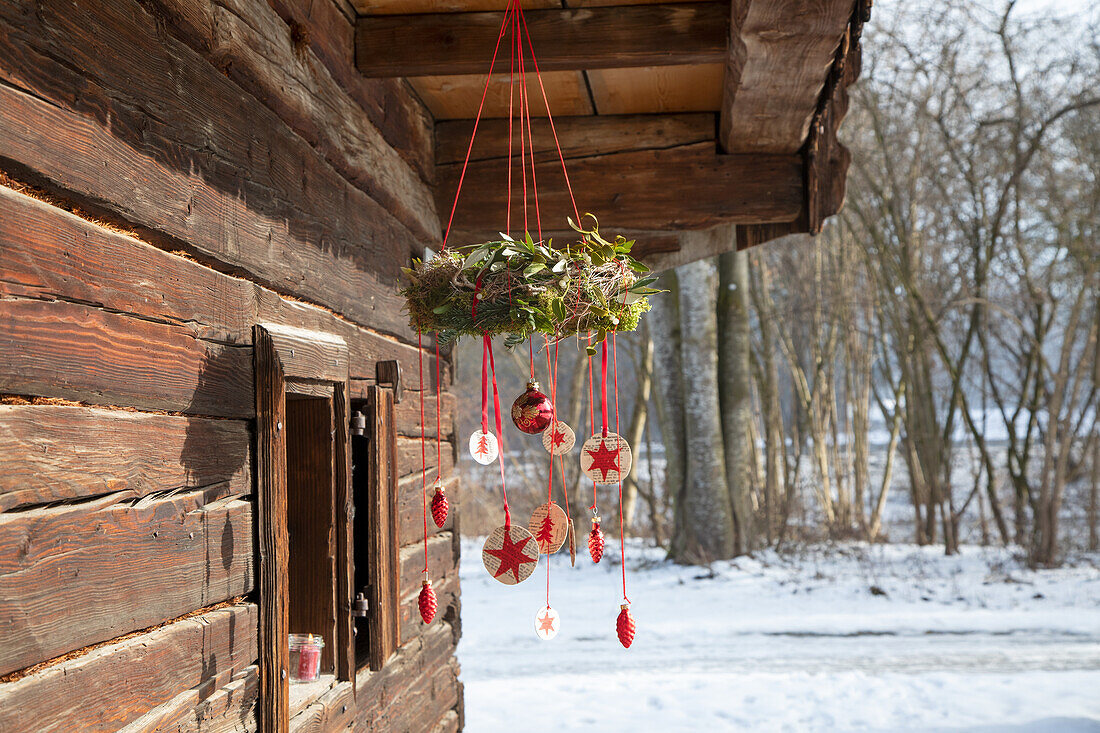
[
  {"left": 418, "top": 580, "right": 437, "bottom": 624},
  {"left": 616, "top": 603, "right": 635, "bottom": 648},
  {"left": 511, "top": 380, "right": 553, "bottom": 434},
  {"left": 588, "top": 518, "right": 604, "bottom": 564},
  {"left": 431, "top": 484, "right": 448, "bottom": 528}
]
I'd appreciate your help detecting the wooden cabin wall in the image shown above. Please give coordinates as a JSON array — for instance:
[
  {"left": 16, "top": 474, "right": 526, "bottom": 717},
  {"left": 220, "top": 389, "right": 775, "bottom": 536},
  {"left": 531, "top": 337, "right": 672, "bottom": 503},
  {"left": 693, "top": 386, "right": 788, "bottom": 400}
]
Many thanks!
[{"left": 0, "top": 0, "right": 461, "bottom": 731}]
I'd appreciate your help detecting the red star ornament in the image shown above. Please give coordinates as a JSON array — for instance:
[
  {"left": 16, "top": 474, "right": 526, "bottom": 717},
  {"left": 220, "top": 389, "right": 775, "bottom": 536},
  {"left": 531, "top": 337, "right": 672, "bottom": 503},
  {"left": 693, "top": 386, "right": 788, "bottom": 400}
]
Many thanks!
[
  {"left": 481, "top": 525, "right": 539, "bottom": 585},
  {"left": 541, "top": 420, "right": 576, "bottom": 455},
  {"left": 527, "top": 501, "right": 568, "bottom": 554},
  {"left": 534, "top": 605, "right": 560, "bottom": 640},
  {"left": 580, "top": 432, "right": 633, "bottom": 485}
]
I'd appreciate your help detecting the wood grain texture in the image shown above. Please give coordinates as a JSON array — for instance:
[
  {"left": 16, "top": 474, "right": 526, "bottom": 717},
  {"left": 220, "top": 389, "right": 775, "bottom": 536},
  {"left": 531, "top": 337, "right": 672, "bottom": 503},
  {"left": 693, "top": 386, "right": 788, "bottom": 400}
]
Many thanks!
[
  {"left": 0, "top": 493, "right": 253, "bottom": 677},
  {"left": 398, "top": 533, "right": 456, "bottom": 600},
  {"left": 0, "top": 405, "right": 250, "bottom": 512},
  {"left": 144, "top": 0, "right": 439, "bottom": 242},
  {"left": 0, "top": 604, "right": 258, "bottom": 733},
  {"left": 721, "top": 0, "right": 854, "bottom": 154},
  {"left": 0, "top": 0, "right": 424, "bottom": 339},
  {"left": 174, "top": 665, "right": 258, "bottom": 733},
  {"left": 399, "top": 567, "right": 460, "bottom": 645},
  {"left": 409, "top": 71, "right": 592, "bottom": 120},
  {"left": 288, "top": 679, "right": 354, "bottom": 732},
  {"left": 357, "top": 3, "right": 727, "bottom": 76},
  {"left": 255, "top": 327, "right": 290, "bottom": 733},
  {"left": 333, "top": 383, "right": 356, "bottom": 684},
  {"left": 437, "top": 146, "right": 803, "bottom": 233},
  {"left": 435, "top": 113, "right": 717, "bottom": 165},
  {"left": 366, "top": 386, "right": 401, "bottom": 670},
  {"left": 0, "top": 298, "right": 253, "bottom": 418},
  {"left": 116, "top": 664, "right": 250, "bottom": 733},
  {"left": 262, "top": 324, "right": 349, "bottom": 384},
  {"left": 587, "top": 64, "right": 724, "bottom": 115},
  {"left": 397, "top": 475, "right": 460, "bottom": 545},
  {"left": 353, "top": 0, "right": 559, "bottom": 14}
]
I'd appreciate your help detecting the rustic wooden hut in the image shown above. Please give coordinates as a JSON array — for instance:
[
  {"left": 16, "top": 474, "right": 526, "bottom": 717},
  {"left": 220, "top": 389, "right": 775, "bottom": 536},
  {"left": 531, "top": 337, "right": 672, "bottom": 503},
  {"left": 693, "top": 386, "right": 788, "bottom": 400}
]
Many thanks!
[{"left": 0, "top": 0, "right": 868, "bottom": 730}]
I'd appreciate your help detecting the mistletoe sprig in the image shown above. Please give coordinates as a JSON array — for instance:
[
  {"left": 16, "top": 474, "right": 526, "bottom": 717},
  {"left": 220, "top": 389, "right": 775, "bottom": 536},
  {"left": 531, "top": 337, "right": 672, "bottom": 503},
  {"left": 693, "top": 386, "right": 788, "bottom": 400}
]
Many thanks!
[{"left": 402, "top": 215, "right": 661, "bottom": 349}]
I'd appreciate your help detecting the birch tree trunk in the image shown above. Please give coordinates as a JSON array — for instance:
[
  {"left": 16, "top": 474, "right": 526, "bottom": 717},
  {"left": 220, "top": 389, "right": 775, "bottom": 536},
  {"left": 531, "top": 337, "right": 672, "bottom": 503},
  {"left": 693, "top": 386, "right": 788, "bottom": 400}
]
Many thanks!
[
  {"left": 670, "top": 254, "right": 736, "bottom": 562},
  {"left": 621, "top": 335, "right": 653, "bottom": 531}
]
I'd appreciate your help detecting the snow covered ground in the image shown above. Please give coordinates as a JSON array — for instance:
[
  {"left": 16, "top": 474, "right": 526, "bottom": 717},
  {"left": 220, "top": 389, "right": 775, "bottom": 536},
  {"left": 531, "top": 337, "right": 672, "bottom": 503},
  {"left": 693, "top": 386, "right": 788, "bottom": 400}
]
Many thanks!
[{"left": 457, "top": 540, "right": 1100, "bottom": 732}]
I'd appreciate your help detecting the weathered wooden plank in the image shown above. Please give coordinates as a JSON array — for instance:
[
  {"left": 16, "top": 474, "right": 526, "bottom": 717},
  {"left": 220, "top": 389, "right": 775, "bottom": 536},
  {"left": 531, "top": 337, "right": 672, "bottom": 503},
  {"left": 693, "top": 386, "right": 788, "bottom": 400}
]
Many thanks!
[
  {"left": 398, "top": 533, "right": 457, "bottom": 601},
  {"left": 396, "top": 437, "right": 456, "bottom": 481},
  {"left": 0, "top": 492, "right": 254, "bottom": 677},
  {"left": 0, "top": 0, "right": 422, "bottom": 339},
  {"left": 0, "top": 404, "right": 251, "bottom": 512},
  {"left": 392, "top": 392, "right": 457, "bottom": 438},
  {"left": 366, "top": 386, "right": 401, "bottom": 670},
  {"left": 288, "top": 679, "right": 354, "bottom": 733},
  {"left": 397, "top": 475, "right": 460, "bottom": 546},
  {"left": 0, "top": 298, "right": 254, "bottom": 418},
  {"left": 117, "top": 665, "right": 238, "bottom": 733},
  {"left": 0, "top": 186, "right": 445, "bottom": 390},
  {"left": 262, "top": 323, "right": 348, "bottom": 383},
  {"left": 180, "top": 666, "right": 259, "bottom": 733},
  {"left": 399, "top": 567, "right": 460, "bottom": 646},
  {"left": 721, "top": 0, "right": 854, "bottom": 154},
  {"left": 254, "top": 327, "right": 290, "bottom": 733},
  {"left": 0, "top": 603, "right": 258, "bottom": 733},
  {"left": 333, "top": 383, "right": 356, "bottom": 684},
  {"left": 436, "top": 147, "right": 803, "bottom": 234},
  {"left": 143, "top": 0, "right": 439, "bottom": 242},
  {"left": 432, "top": 709, "right": 461, "bottom": 733},
  {"left": 435, "top": 113, "right": 717, "bottom": 165},
  {"left": 357, "top": 3, "right": 728, "bottom": 77}
]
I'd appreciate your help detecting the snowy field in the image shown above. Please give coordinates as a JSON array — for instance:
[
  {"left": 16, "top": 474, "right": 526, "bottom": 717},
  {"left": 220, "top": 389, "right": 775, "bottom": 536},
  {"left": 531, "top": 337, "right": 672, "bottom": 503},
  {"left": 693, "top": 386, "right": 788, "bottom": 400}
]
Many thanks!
[{"left": 457, "top": 540, "right": 1100, "bottom": 732}]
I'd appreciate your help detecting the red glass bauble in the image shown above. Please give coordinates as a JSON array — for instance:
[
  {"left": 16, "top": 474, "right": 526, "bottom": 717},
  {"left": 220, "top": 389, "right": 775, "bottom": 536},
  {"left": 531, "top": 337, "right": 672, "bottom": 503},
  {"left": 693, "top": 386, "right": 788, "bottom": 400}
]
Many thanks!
[
  {"left": 588, "top": 519, "right": 605, "bottom": 564},
  {"left": 431, "top": 484, "right": 448, "bottom": 528},
  {"left": 511, "top": 380, "right": 553, "bottom": 434},
  {"left": 616, "top": 604, "right": 635, "bottom": 648},
  {"left": 418, "top": 580, "right": 437, "bottom": 624}
]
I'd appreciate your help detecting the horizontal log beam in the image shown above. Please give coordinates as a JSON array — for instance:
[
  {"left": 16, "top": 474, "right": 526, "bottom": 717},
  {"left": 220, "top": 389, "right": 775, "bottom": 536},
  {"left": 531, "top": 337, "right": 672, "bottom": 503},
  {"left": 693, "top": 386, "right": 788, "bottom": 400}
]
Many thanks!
[
  {"left": 0, "top": 603, "right": 258, "bottom": 732},
  {"left": 437, "top": 147, "right": 803, "bottom": 234},
  {"left": 356, "top": 3, "right": 728, "bottom": 77},
  {"left": 0, "top": 492, "right": 254, "bottom": 676}
]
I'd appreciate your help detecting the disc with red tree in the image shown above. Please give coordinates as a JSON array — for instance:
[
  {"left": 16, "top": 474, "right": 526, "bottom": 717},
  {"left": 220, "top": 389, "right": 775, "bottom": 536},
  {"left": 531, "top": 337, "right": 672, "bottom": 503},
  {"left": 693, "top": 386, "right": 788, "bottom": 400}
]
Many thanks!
[
  {"left": 527, "top": 501, "right": 568, "bottom": 554},
  {"left": 541, "top": 420, "right": 576, "bottom": 455},
  {"left": 580, "top": 432, "right": 633, "bottom": 484},
  {"left": 481, "top": 524, "right": 539, "bottom": 585},
  {"left": 534, "top": 605, "right": 560, "bottom": 640},
  {"left": 468, "top": 430, "right": 499, "bottom": 465}
]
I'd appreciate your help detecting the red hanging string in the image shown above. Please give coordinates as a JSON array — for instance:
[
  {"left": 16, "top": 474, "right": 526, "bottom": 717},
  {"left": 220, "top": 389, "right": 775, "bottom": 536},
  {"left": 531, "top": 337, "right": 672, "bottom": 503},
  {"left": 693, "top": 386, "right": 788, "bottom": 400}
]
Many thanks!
[
  {"left": 435, "top": 341, "right": 443, "bottom": 481},
  {"left": 418, "top": 331, "right": 428, "bottom": 573},
  {"left": 587, "top": 332, "right": 598, "bottom": 511},
  {"left": 613, "top": 331, "right": 629, "bottom": 603},
  {"left": 600, "top": 340, "right": 609, "bottom": 437},
  {"left": 487, "top": 338, "right": 511, "bottom": 529},
  {"left": 506, "top": 2, "right": 516, "bottom": 236}
]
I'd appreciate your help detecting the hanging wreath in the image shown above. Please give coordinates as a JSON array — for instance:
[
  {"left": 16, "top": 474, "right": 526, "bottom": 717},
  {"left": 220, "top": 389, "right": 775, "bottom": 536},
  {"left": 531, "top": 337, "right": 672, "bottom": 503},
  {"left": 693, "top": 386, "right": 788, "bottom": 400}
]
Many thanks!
[{"left": 402, "top": 216, "right": 658, "bottom": 349}]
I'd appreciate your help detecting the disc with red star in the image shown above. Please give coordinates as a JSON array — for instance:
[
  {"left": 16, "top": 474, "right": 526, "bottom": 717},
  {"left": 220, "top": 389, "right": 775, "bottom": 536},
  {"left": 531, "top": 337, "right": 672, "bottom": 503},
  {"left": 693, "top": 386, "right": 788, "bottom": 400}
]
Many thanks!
[
  {"left": 468, "top": 430, "right": 499, "bottom": 466},
  {"left": 528, "top": 501, "right": 568, "bottom": 554},
  {"left": 541, "top": 420, "right": 576, "bottom": 455},
  {"left": 481, "top": 524, "right": 539, "bottom": 585},
  {"left": 580, "top": 432, "right": 633, "bottom": 484},
  {"left": 534, "top": 605, "right": 560, "bottom": 640}
]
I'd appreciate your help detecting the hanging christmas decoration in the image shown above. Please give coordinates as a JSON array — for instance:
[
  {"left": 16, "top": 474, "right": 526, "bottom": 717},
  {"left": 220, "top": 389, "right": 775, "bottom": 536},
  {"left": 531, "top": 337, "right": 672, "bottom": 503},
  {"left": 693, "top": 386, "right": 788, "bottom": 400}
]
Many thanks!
[
  {"left": 534, "top": 606, "right": 560, "bottom": 640},
  {"left": 430, "top": 480, "right": 449, "bottom": 528},
  {"left": 511, "top": 379, "right": 553, "bottom": 434},
  {"left": 482, "top": 524, "right": 539, "bottom": 585},
  {"left": 567, "top": 519, "right": 577, "bottom": 566},
  {"left": 468, "top": 429, "right": 498, "bottom": 465},
  {"left": 419, "top": 573, "right": 437, "bottom": 624},
  {"left": 580, "top": 432, "right": 633, "bottom": 485},
  {"left": 541, "top": 419, "right": 575, "bottom": 455},
  {"left": 528, "top": 501, "right": 568, "bottom": 554},
  {"left": 616, "top": 603, "right": 635, "bottom": 648},
  {"left": 588, "top": 515, "right": 605, "bottom": 564}
]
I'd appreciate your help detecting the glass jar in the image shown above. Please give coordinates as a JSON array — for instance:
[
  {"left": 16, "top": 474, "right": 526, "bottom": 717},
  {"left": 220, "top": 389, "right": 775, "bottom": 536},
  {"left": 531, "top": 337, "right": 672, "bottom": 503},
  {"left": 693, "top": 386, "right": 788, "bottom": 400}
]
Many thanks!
[{"left": 288, "top": 633, "right": 325, "bottom": 683}]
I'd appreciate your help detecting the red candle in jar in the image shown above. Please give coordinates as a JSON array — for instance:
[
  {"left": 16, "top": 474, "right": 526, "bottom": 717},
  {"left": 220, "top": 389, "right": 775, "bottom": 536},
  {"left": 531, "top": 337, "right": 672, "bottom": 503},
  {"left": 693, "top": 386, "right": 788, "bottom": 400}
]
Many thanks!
[{"left": 289, "top": 633, "right": 324, "bottom": 682}]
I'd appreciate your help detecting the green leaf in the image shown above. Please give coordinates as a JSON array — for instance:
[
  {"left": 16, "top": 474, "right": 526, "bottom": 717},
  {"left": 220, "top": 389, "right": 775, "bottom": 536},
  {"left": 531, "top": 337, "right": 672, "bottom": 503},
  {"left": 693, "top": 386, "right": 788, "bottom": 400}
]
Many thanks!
[
  {"left": 551, "top": 259, "right": 567, "bottom": 273},
  {"left": 432, "top": 303, "right": 452, "bottom": 314},
  {"left": 523, "top": 262, "right": 546, "bottom": 277},
  {"left": 499, "top": 232, "right": 514, "bottom": 242}
]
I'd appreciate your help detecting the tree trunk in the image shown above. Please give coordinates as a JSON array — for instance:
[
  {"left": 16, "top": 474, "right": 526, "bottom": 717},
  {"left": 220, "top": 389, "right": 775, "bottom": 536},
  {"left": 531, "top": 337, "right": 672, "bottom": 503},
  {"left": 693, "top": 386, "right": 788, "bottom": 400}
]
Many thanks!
[
  {"left": 649, "top": 269, "right": 687, "bottom": 557},
  {"left": 670, "top": 254, "right": 736, "bottom": 563},
  {"left": 719, "top": 244, "right": 755, "bottom": 555},
  {"left": 621, "top": 335, "right": 653, "bottom": 532}
]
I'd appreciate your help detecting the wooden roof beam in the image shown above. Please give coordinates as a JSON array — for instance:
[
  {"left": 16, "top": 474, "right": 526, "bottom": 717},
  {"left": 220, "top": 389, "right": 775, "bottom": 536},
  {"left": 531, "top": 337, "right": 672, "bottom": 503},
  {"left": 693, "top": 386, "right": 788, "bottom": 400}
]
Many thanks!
[{"left": 356, "top": 3, "right": 729, "bottom": 77}]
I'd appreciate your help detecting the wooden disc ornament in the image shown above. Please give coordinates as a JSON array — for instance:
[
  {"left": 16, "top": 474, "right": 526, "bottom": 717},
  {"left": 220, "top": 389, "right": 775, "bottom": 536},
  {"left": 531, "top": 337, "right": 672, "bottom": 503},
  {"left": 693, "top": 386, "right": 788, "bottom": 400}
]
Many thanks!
[
  {"left": 541, "top": 420, "right": 576, "bottom": 455},
  {"left": 468, "top": 430, "right": 498, "bottom": 465},
  {"left": 481, "top": 524, "right": 539, "bottom": 585},
  {"left": 580, "top": 432, "right": 633, "bottom": 484},
  {"left": 534, "top": 606, "right": 560, "bottom": 640},
  {"left": 528, "top": 501, "right": 568, "bottom": 554}
]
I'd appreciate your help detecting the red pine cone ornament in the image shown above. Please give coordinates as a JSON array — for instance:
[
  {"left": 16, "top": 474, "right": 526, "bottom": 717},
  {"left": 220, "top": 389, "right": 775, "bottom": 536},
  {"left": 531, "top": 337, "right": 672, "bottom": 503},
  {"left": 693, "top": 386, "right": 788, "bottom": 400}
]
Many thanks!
[
  {"left": 616, "top": 603, "right": 636, "bottom": 649},
  {"left": 511, "top": 380, "right": 554, "bottom": 434},
  {"left": 418, "top": 578, "right": 437, "bottom": 624},
  {"left": 588, "top": 518, "right": 605, "bottom": 564},
  {"left": 430, "top": 482, "right": 448, "bottom": 528}
]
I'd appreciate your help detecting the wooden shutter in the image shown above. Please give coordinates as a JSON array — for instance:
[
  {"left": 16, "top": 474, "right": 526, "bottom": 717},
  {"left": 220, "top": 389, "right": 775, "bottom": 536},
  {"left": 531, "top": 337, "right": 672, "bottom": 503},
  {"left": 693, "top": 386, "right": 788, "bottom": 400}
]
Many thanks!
[{"left": 365, "top": 385, "right": 400, "bottom": 669}]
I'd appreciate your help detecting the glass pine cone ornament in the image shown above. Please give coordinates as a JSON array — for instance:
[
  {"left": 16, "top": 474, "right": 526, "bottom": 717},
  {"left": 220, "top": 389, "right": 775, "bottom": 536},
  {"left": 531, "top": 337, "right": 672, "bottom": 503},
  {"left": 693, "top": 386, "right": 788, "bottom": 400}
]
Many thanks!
[
  {"left": 511, "top": 380, "right": 553, "bottom": 434},
  {"left": 616, "top": 603, "right": 635, "bottom": 648},
  {"left": 588, "top": 518, "right": 604, "bottom": 563},
  {"left": 430, "top": 482, "right": 448, "bottom": 528},
  {"left": 418, "top": 578, "right": 437, "bottom": 624}
]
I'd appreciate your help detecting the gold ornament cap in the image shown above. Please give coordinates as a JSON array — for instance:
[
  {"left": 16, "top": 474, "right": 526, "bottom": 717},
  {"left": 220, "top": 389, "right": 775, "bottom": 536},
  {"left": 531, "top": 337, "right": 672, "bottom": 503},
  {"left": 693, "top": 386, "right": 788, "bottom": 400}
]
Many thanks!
[{"left": 526, "top": 379, "right": 541, "bottom": 391}]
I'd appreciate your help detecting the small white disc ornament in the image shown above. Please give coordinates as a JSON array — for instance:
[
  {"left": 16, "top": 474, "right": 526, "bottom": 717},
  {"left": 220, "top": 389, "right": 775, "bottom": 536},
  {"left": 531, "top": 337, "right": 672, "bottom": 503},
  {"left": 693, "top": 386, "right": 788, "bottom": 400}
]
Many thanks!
[
  {"left": 528, "top": 501, "right": 569, "bottom": 554},
  {"left": 580, "top": 432, "right": 633, "bottom": 484},
  {"left": 534, "top": 606, "right": 560, "bottom": 640},
  {"left": 481, "top": 524, "right": 539, "bottom": 585},
  {"left": 468, "top": 430, "right": 499, "bottom": 465},
  {"left": 541, "top": 420, "right": 576, "bottom": 455}
]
